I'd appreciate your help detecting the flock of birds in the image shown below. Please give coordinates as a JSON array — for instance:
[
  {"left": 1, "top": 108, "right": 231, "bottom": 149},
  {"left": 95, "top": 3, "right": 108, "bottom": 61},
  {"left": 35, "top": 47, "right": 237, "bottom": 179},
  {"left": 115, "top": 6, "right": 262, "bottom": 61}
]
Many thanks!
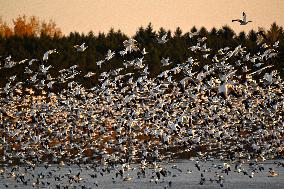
[{"left": 0, "top": 15, "right": 283, "bottom": 188}]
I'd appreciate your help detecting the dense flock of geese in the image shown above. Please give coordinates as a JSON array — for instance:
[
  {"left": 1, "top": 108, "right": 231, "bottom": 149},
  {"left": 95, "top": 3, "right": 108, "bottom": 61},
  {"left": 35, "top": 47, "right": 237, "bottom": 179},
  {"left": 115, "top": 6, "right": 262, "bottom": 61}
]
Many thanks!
[{"left": 0, "top": 27, "right": 283, "bottom": 188}]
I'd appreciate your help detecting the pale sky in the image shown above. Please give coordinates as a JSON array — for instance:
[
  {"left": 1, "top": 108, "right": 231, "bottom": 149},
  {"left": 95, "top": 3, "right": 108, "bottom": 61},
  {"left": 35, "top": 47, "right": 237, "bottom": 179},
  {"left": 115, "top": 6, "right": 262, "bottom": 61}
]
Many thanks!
[{"left": 0, "top": 0, "right": 284, "bottom": 36}]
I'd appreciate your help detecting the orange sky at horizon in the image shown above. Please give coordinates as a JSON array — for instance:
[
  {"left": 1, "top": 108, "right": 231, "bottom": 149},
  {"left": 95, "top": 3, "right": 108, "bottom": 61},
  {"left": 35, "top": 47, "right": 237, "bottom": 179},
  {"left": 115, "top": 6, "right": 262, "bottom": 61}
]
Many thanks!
[{"left": 0, "top": 0, "right": 284, "bottom": 36}]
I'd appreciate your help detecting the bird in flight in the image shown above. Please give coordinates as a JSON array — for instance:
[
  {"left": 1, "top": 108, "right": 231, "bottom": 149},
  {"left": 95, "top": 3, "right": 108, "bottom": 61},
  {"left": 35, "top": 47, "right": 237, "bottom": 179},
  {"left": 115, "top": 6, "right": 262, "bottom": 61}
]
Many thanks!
[
  {"left": 157, "top": 33, "right": 168, "bottom": 44},
  {"left": 74, "top": 42, "right": 88, "bottom": 52},
  {"left": 232, "top": 12, "right": 252, "bottom": 25},
  {"left": 43, "top": 49, "right": 58, "bottom": 62}
]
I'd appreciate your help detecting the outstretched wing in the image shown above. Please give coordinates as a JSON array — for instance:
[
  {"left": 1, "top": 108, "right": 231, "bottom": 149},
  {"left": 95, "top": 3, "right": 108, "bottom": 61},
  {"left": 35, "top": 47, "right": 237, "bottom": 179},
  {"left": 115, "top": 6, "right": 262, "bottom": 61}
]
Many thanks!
[
  {"left": 243, "top": 12, "right": 246, "bottom": 22},
  {"left": 248, "top": 65, "right": 272, "bottom": 76},
  {"left": 232, "top": 19, "right": 241, "bottom": 22},
  {"left": 161, "top": 33, "right": 167, "bottom": 40}
]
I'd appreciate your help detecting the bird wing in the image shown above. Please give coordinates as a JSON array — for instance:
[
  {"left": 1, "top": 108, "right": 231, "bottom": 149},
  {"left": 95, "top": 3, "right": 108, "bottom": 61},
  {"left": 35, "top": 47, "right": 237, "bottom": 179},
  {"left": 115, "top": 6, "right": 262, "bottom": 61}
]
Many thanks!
[
  {"left": 157, "top": 38, "right": 163, "bottom": 43},
  {"left": 243, "top": 12, "right": 246, "bottom": 22},
  {"left": 123, "top": 40, "right": 130, "bottom": 47},
  {"left": 248, "top": 65, "right": 272, "bottom": 76},
  {"left": 224, "top": 70, "right": 237, "bottom": 81},
  {"left": 162, "top": 34, "right": 167, "bottom": 40},
  {"left": 232, "top": 19, "right": 241, "bottom": 22}
]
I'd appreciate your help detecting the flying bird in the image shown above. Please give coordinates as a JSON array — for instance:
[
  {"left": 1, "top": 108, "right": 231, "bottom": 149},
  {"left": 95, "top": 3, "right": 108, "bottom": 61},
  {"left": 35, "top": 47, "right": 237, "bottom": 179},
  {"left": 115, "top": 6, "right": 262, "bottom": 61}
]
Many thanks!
[
  {"left": 157, "top": 33, "right": 168, "bottom": 44},
  {"left": 43, "top": 49, "right": 58, "bottom": 62},
  {"left": 232, "top": 12, "right": 252, "bottom": 25},
  {"left": 105, "top": 50, "right": 115, "bottom": 61},
  {"left": 74, "top": 42, "right": 88, "bottom": 52}
]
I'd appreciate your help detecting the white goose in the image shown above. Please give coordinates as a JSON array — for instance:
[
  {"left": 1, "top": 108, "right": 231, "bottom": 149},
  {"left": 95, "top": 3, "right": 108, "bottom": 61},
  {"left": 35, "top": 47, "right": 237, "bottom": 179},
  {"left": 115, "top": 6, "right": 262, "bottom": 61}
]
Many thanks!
[
  {"left": 157, "top": 33, "right": 168, "bottom": 44},
  {"left": 232, "top": 12, "right": 252, "bottom": 25},
  {"left": 43, "top": 49, "right": 58, "bottom": 62},
  {"left": 74, "top": 42, "right": 88, "bottom": 52}
]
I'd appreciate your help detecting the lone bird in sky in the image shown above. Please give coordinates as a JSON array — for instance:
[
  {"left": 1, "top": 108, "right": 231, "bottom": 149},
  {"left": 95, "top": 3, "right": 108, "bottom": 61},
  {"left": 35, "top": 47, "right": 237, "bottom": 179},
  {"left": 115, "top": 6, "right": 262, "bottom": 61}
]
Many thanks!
[{"left": 232, "top": 12, "right": 252, "bottom": 25}]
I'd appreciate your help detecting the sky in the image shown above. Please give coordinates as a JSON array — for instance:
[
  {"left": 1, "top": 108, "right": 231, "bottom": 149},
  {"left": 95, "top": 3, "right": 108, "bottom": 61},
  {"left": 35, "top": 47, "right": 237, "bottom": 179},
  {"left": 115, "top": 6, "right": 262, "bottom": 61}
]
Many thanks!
[{"left": 0, "top": 0, "right": 284, "bottom": 36}]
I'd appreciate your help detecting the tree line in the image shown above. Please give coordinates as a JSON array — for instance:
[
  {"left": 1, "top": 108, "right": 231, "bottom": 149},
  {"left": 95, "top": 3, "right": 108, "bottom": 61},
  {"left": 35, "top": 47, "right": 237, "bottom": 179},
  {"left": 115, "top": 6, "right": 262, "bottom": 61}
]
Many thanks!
[{"left": 0, "top": 15, "right": 283, "bottom": 88}]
